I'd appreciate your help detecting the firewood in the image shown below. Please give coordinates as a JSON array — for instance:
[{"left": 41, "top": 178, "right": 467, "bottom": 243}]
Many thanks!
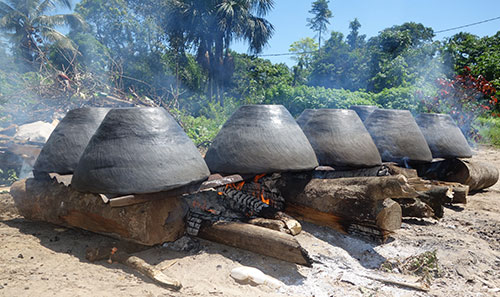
[
  {"left": 279, "top": 175, "right": 412, "bottom": 232},
  {"left": 415, "top": 186, "right": 453, "bottom": 218},
  {"left": 85, "top": 246, "right": 181, "bottom": 290},
  {"left": 397, "top": 198, "right": 435, "bottom": 218},
  {"left": 197, "top": 221, "right": 313, "bottom": 266},
  {"left": 406, "top": 177, "right": 469, "bottom": 204},
  {"left": 312, "top": 165, "right": 385, "bottom": 179},
  {"left": 273, "top": 211, "right": 302, "bottom": 235},
  {"left": 285, "top": 203, "right": 346, "bottom": 234},
  {"left": 416, "top": 158, "right": 499, "bottom": 191},
  {"left": 10, "top": 178, "right": 186, "bottom": 246},
  {"left": 247, "top": 218, "right": 288, "bottom": 233}
]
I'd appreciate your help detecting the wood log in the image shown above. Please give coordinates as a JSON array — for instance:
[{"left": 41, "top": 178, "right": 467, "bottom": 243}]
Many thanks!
[
  {"left": 406, "top": 177, "right": 469, "bottom": 204},
  {"left": 85, "top": 246, "right": 182, "bottom": 290},
  {"left": 415, "top": 186, "right": 453, "bottom": 218},
  {"left": 10, "top": 178, "right": 186, "bottom": 246},
  {"left": 247, "top": 218, "right": 288, "bottom": 233},
  {"left": 416, "top": 158, "right": 499, "bottom": 191},
  {"left": 279, "top": 175, "right": 412, "bottom": 232},
  {"left": 312, "top": 165, "right": 385, "bottom": 179},
  {"left": 274, "top": 211, "right": 302, "bottom": 235},
  {"left": 197, "top": 221, "right": 312, "bottom": 267},
  {"left": 397, "top": 198, "right": 435, "bottom": 218}
]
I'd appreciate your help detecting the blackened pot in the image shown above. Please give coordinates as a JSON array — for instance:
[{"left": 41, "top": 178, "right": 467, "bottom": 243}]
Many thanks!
[
  {"left": 71, "top": 107, "right": 210, "bottom": 195},
  {"left": 364, "top": 109, "right": 433, "bottom": 164},
  {"left": 297, "top": 109, "right": 381, "bottom": 168},
  {"left": 205, "top": 105, "right": 318, "bottom": 175},
  {"left": 350, "top": 105, "right": 378, "bottom": 122},
  {"left": 415, "top": 113, "right": 472, "bottom": 158},
  {"left": 33, "top": 107, "right": 110, "bottom": 174}
]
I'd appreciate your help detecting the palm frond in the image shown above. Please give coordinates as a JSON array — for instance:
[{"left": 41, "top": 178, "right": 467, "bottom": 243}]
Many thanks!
[
  {"left": 36, "top": 0, "right": 57, "bottom": 15},
  {"left": 38, "top": 25, "right": 78, "bottom": 53},
  {"left": 35, "top": 13, "right": 86, "bottom": 30}
]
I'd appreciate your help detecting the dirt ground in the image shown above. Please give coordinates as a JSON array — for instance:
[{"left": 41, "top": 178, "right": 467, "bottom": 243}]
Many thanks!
[{"left": 0, "top": 146, "right": 499, "bottom": 297}]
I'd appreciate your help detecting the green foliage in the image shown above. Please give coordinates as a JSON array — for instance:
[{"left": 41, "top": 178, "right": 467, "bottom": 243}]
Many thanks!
[
  {"left": 477, "top": 116, "right": 500, "bottom": 147},
  {"left": 264, "top": 84, "right": 376, "bottom": 116},
  {"left": 308, "top": 31, "right": 371, "bottom": 91},
  {"left": 442, "top": 32, "right": 500, "bottom": 98},
  {"left": 0, "top": 168, "right": 18, "bottom": 185},
  {"left": 229, "top": 53, "right": 293, "bottom": 103},
  {"left": 372, "top": 85, "right": 425, "bottom": 111},
  {"left": 307, "top": 0, "right": 332, "bottom": 49},
  {"left": 0, "top": 0, "right": 85, "bottom": 67}
]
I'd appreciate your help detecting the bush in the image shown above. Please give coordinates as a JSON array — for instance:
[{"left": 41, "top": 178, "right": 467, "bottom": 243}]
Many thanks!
[
  {"left": 476, "top": 116, "right": 500, "bottom": 147},
  {"left": 264, "top": 84, "right": 376, "bottom": 116},
  {"left": 372, "top": 86, "right": 425, "bottom": 111}
]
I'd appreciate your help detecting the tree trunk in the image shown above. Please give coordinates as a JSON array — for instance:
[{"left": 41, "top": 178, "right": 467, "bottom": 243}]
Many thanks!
[{"left": 10, "top": 178, "right": 186, "bottom": 246}]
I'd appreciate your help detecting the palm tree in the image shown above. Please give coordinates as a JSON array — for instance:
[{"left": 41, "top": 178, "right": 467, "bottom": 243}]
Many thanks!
[
  {"left": 307, "top": 0, "right": 332, "bottom": 53},
  {"left": 166, "top": 0, "right": 274, "bottom": 104},
  {"left": 0, "top": 0, "right": 85, "bottom": 65}
]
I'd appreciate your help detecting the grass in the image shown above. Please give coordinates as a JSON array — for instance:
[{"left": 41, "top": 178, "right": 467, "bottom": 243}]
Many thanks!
[
  {"left": 381, "top": 250, "right": 441, "bottom": 286},
  {"left": 476, "top": 116, "right": 500, "bottom": 147}
]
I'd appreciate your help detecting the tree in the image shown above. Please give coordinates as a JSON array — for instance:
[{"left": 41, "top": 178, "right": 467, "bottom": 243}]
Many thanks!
[
  {"left": 164, "top": 0, "right": 275, "bottom": 105},
  {"left": 0, "top": 0, "right": 84, "bottom": 67},
  {"left": 307, "top": 0, "right": 332, "bottom": 52},
  {"left": 346, "top": 18, "right": 365, "bottom": 50}
]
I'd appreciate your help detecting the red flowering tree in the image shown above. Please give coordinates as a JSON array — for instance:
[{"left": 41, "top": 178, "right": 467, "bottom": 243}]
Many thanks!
[{"left": 421, "top": 66, "right": 499, "bottom": 142}]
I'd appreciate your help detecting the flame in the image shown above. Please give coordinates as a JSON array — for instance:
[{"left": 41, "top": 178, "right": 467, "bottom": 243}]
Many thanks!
[
  {"left": 192, "top": 200, "right": 218, "bottom": 214},
  {"left": 217, "top": 174, "right": 271, "bottom": 205},
  {"left": 260, "top": 192, "right": 270, "bottom": 205}
]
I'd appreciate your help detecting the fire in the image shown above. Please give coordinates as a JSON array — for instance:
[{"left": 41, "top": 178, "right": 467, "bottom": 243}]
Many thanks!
[
  {"left": 192, "top": 200, "right": 218, "bottom": 214},
  {"left": 217, "top": 174, "right": 270, "bottom": 205}
]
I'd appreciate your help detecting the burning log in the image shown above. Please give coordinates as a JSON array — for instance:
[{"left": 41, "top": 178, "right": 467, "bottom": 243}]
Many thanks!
[
  {"left": 10, "top": 178, "right": 186, "bottom": 246},
  {"left": 197, "top": 221, "right": 313, "bottom": 266},
  {"left": 279, "top": 175, "right": 414, "bottom": 235},
  {"left": 416, "top": 158, "right": 499, "bottom": 192}
]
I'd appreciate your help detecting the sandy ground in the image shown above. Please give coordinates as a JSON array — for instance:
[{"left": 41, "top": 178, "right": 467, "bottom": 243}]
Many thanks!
[{"left": 0, "top": 146, "right": 499, "bottom": 297}]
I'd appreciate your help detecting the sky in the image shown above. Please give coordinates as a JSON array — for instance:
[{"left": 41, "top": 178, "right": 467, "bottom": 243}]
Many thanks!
[
  {"left": 62, "top": 0, "right": 500, "bottom": 66},
  {"left": 232, "top": 0, "right": 500, "bottom": 65}
]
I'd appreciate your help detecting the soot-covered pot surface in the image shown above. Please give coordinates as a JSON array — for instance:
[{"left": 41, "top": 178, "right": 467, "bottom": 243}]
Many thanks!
[
  {"left": 205, "top": 105, "right": 319, "bottom": 175},
  {"left": 71, "top": 107, "right": 210, "bottom": 195},
  {"left": 297, "top": 109, "right": 381, "bottom": 168}
]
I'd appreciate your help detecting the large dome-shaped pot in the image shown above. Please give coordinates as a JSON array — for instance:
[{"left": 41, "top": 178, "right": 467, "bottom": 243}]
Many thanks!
[
  {"left": 349, "top": 105, "right": 378, "bottom": 122},
  {"left": 364, "top": 109, "right": 433, "bottom": 164},
  {"left": 71, "top": 107, "right": 210, "bottom": 195},
  {"left": 297, "top": 109, "right": 381, "bottom": 168},
  {"left": 205, "top": 105, "right": 318, "bottom": 175},
  {"left": 415, "top": 113, "right": 472, "bottom": 158},
  {"left": 33, "top": 107, "right": 110, "bottom": 175}
]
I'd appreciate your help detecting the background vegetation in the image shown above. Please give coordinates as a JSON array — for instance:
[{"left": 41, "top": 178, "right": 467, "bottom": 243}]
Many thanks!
[{"left": 0, "top": 0, "right": 499, "bottom": 147}]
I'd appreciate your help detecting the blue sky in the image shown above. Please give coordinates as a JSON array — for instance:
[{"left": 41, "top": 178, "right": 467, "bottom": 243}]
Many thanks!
[{"left": 63, "top": 0, "right": 500, "bottom": 66}]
